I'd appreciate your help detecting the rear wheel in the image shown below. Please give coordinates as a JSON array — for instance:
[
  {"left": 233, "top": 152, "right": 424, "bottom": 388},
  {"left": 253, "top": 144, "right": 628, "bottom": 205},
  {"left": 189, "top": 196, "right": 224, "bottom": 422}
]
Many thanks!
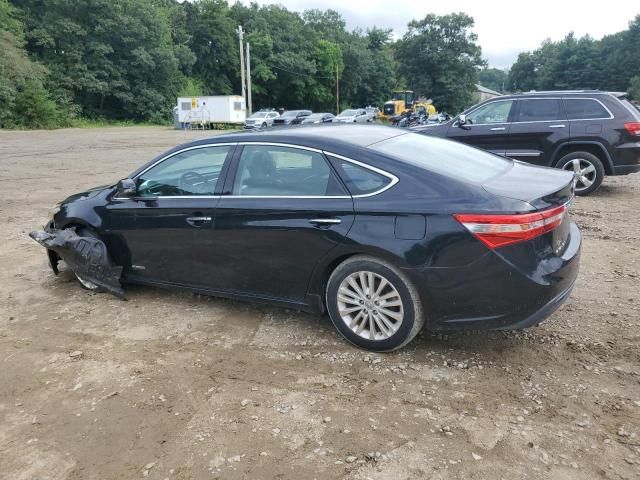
[
  {"left": 72, "top": 228, "right": 107, "bottom": 293},
  {"left": 326, "top": 256, "right": 424, "bottom": 352},
  {"left": 556, "top": 151, "right": 604, "bottom": 196}
]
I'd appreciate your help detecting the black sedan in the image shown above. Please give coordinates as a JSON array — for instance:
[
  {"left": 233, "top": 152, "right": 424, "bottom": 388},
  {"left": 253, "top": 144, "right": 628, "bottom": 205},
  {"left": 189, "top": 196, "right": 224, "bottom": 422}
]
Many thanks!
[{"left": 31, "top": 125, "right": 581, "bottom": 351}]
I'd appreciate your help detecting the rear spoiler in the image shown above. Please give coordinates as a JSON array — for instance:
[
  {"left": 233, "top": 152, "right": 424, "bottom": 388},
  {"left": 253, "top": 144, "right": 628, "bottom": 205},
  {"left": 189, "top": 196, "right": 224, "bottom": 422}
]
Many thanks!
[{"left": 609, "top": 91, "right": 629, "bottom": 99}]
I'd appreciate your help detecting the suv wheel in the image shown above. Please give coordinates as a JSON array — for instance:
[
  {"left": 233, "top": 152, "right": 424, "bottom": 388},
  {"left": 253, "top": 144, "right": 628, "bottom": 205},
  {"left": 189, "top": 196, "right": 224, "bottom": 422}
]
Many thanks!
[
  {"left": 326, "top": 256, "right": 424, "bottom": 352},
  {"left": 556, "top": 152, "right": 604, "bottom": 195}
]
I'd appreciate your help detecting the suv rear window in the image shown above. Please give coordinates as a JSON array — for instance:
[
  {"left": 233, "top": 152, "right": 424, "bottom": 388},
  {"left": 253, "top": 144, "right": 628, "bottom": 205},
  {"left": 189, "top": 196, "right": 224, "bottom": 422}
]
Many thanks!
[
  {"left": 515, "top": 99, "right": 563, "bottom": 122},
  {"left": 369, "top": 133, "right": 511, "bottom": 183},
  {"left": 564, "top": 99, "right": 611, "bottom": 120}
]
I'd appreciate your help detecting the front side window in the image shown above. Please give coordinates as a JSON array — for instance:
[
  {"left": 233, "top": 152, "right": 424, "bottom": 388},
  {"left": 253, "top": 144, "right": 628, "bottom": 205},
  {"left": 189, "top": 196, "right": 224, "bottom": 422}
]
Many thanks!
[
  {"left": 515, "top": 99, "right": 563, "bottom": 122},
  {"left": 136, "top": 146, "right": 231, "bottom": 197},
  {"left": 564, "top": 99, "right": 611, "bottom": 120},
  {"left": 232, "top": 145, "right": 344, "bottom": 196},
  {"left": 466, "top": 100, "right": 513, "bottom": 124}
]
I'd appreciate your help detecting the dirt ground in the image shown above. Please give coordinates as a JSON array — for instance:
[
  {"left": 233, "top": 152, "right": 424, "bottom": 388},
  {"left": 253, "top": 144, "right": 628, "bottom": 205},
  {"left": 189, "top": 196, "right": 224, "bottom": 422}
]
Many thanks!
[{"left": 0, "top": 126, "right": 639, "bottom": 480}]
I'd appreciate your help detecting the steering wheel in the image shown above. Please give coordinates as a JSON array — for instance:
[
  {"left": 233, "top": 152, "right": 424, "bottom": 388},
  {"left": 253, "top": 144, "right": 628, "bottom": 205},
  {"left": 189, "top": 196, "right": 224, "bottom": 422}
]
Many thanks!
[{"left": 178, "top": 171, "right": 208, "bottom": 194}]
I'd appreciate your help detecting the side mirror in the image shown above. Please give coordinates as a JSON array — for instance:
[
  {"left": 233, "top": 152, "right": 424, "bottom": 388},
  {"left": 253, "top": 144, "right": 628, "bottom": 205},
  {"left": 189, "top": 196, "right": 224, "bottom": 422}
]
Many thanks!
[
  {"left": 458, "top": 114, "right": 467, "bottom": 126},
  {"left": 117, "top": 178, "right": 136, "bottom": 197}
]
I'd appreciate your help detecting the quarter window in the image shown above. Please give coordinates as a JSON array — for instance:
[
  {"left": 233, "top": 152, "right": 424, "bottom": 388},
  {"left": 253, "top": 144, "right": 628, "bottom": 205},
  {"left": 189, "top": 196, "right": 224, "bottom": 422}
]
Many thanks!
[
  {"left": 466, "top": 101, "right": 513, "bottom": 124},
  {"left": 330, "top": 157, "right": 392, "bottom": 195},
  {"left": 136, "top": 146, "right": 230, "bottom": 197},
  {"left": 564, "top": 99, "right": 610, "bottom": 120},
  {"left": 515, "top": 99, "right": 563, "bottom": 122},
  {"left": 232, "top": 146, "right": 344, "bottom": 196}
]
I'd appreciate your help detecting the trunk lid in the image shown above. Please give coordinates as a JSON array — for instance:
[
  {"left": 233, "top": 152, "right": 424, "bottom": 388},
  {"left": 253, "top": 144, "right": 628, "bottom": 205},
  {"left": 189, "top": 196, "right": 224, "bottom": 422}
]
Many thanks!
[{"left": 482, "top": 160, "right": 575, "bottom": 210}]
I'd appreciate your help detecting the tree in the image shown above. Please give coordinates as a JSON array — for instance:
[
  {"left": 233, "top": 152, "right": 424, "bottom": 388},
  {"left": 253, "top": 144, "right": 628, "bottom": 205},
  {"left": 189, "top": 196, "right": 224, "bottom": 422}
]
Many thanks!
[
  {"left": 395, "top": 13, "right": 485, "bottom": 113},
  {"left": 478, "top": 67, "right": 508, "bottom": 93},
  {"left": 630, "top": 75, "right": 640, "bottom": 100}
]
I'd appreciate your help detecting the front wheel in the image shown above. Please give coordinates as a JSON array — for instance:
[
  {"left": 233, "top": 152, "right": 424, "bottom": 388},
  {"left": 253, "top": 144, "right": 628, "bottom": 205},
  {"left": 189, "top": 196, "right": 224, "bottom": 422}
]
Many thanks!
[
  {"left": 556, "top": 152, "right": 604, "bottom": 195},
  {"left": 72, "top": 228, "right": 107, "bottom": 293},
  {"left": 326, "top": 256, "right": 424, "bottom": 351}
]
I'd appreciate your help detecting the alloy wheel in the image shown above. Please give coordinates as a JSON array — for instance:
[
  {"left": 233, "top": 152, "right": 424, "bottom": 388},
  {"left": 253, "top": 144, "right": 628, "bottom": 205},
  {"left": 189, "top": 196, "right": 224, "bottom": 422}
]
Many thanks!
[
  {"left": 336, "top": 271, "right": 404, "bottom": 341},
  {"left": 562, "top": 158, "right": 597, "bottom": 193}
]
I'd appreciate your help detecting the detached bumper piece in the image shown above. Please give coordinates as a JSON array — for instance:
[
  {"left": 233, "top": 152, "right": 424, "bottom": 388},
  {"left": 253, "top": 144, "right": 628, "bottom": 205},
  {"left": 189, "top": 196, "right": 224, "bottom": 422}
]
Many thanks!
[{"left": 29, "top": 228, "right": 125, "bottom": 299}]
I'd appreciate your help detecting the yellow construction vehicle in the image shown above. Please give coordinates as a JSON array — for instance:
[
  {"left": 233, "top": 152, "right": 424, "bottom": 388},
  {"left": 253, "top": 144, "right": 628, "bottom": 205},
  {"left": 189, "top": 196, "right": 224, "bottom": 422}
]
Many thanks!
[
  {"left": 379, "top": 91, "right": 437, "bottom": 120},
  {"left": 380, "top": 90, "right": 415, "bottom": 120}
]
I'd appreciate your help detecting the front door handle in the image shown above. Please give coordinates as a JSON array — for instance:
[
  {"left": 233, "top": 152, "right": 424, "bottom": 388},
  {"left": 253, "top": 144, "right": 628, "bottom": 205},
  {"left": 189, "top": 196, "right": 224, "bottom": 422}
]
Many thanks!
[
  {"left": 490, "top": 127, "right": 506, "bottom": 131},
  {"left": 549, "top": 124, "right": 565, "bottom": 128},
  {"left": 309, "top": 218, "right": 341, "bottom": 227},
  {"left": 186, "top": 216, "right": 212, "bottom": 227}
]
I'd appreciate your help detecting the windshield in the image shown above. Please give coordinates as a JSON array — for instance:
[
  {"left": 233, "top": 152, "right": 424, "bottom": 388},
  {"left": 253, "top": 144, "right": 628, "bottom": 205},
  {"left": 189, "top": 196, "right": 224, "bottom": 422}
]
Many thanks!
[
  {"left": 369, "top": 133, "right": 512, "bottom": 183},
  {"left": 340, "top": 109, "right": 357, "bottom": 116},
  {"left": 249, "top": 112, "right": 267, "bottom": 119},
  {"left": 282, "top": 111, "right": 299, "bottom": 118}
]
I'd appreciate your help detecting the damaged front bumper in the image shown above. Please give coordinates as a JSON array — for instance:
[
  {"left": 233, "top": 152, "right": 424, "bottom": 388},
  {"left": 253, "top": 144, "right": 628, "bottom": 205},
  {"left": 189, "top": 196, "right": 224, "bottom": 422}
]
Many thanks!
[{"left": 29, "top": 225, "right": 125, "bottom": 298}]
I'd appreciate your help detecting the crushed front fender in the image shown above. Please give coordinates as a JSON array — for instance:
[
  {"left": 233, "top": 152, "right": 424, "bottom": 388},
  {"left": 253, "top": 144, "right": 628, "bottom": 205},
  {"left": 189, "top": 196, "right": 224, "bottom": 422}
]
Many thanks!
[{"left": 29, "top": 228, "right": 125, "bottom": 299}]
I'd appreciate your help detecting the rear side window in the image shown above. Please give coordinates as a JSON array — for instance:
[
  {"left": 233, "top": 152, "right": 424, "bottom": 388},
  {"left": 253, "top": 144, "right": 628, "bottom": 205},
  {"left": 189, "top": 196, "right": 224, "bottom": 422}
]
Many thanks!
[
  {"left": 564, "top": 99, "right": 611, "bottom": 120},
  {"left": 515, "top": 99, "right": 563, "bottom": 122},
  {"left": 330, "top": 157, "right": 392, "bottom": 195},
  {"left": 369, "top": 133, "right": 511, "bottom": 183}
]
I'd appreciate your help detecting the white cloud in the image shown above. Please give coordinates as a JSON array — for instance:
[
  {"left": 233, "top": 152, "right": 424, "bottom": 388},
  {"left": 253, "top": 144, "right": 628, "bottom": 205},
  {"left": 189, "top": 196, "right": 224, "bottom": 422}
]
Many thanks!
[{"left": 235, "top": 0, "right": 639, "bottom": 68}]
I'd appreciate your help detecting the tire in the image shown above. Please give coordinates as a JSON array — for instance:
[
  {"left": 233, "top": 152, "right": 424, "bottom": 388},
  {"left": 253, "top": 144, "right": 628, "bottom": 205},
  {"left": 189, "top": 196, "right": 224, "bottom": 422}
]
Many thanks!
[
  {"left": 261, "top": 122, "right": 267, "bottom": 128},
  {"left": 555, "top": 151, "right": 605, "bottom": 196},
  {"left": 72, "top": 227, "right": 107, "bottom": 293},
  {"left": 326, "top": 255, "right": 424, "bottom": 352}
]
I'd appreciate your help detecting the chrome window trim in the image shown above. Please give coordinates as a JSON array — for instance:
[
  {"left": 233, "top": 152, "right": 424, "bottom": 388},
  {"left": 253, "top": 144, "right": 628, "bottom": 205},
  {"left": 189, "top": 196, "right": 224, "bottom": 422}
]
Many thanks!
[
  {"left": 133, "top": 143, "right": 238, "bottom": 179},
  {"left": 113, "top": 143, "right": 236, "bottom": 201},
  {"left": 505, "top": 152, "right": 541, "bottom": 157},
  {"left": 455, "top": 97, "right": 614, "bottom": 127},
  {"left": 561, "top": 97, "right": 614, "bottom": 121},
  {"left": 218, "top": 142, "right": 399, "bottom": 199}
]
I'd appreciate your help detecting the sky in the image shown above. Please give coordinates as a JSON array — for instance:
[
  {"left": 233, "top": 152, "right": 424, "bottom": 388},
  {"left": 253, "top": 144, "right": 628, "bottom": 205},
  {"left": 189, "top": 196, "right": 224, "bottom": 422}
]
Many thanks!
[{"left": 236, "top": 0, "right": 639, "bottom": 69}]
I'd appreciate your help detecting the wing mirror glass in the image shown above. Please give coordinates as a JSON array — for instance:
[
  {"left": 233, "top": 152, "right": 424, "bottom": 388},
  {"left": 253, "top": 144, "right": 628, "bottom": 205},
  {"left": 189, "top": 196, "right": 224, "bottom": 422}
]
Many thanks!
[
  {"left": 458, "top": 114, "right": 467, "bottom": 126},
  {"left": 117, "top": 178, "right": 136, "bottom": 197}
]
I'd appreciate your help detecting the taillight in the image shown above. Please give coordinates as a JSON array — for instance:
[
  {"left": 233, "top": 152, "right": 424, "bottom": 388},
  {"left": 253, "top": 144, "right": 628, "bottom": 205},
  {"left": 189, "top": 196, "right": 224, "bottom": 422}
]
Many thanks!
[
  {"left": 454, "top": 204, "right": 567, "bottom": 249},
  {"left": 624, "top": 122, "right": 640, "bottom": 136}
]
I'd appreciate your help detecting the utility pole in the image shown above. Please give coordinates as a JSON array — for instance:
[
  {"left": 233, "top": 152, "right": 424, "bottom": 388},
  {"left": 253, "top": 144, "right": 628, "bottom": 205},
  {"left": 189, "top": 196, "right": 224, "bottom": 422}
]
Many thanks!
[
  {"left": 246, "top": 42, "right": 252, "bottom": 116},
  {"left": 237, "top": 26, "right": 246, "bottom": 106},
  {"left": 336, "top": 63, "right": 340, "bottom": 115}
]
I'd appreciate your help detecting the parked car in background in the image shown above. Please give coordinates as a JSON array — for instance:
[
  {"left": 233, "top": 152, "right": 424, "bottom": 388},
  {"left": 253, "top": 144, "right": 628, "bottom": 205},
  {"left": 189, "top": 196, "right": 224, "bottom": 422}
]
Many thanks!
[
  {"left": 365, "top": 107, "right": 380, "bottom": 122},
  {"left": 334, "top": 108, "right": 370, "bottom": 123},
  {"left": 301, "top": 113, "right": 335, "bottom": 124},
  {"left": 272, "top": 110, "right": 312, "bottom": 126},
  {"left": 415, "top": 90, "right": 640, "bottom": 195},
  {"left": 244, "top": 110, "right": 280, "bottom": 129},
  {"left": 32, "top": 125, "right": 581, "bottom": 352}
]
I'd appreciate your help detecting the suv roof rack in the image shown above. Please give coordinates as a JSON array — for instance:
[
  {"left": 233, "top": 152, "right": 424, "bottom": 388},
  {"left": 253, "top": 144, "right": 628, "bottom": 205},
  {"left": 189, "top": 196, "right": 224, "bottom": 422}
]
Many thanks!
[{"left": 515, "top": 90, "right": 603, "bottom": 95}]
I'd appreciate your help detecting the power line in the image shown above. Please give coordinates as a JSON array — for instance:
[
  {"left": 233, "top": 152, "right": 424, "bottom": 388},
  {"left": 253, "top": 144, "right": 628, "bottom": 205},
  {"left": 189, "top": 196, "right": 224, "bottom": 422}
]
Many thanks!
[{"left": 267, "top": 62, "right": 335, "bottom": 80}]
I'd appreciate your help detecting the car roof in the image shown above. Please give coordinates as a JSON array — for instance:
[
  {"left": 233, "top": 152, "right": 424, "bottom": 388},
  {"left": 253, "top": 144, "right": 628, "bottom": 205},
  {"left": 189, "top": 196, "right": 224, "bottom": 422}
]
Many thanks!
[
  {"left": 498, "top": 90, "right": 614, "bottom": 99},
  {"left": 190, "top": 124, "right": 406, "bottom": 150}
]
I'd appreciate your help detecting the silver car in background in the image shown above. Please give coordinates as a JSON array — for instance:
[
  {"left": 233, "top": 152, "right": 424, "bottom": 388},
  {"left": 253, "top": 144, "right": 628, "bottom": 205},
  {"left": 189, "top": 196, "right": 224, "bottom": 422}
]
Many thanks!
[
  {"left": 333, "top": 108, "right": 369, "bottom": 123},
  {"left": 244, "top": 110, "right": 280, "bottom": 129}
]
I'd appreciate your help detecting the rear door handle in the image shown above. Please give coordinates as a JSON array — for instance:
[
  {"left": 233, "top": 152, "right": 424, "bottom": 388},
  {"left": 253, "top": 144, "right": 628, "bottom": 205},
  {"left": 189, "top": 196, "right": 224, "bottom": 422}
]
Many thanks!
[
  {"left": 490, "top": 127, "right": 506, "bottom": 131},
  {"left": 186, "top": 216, "right": 212, "bottom": 227},
  {"left": 549, "top": 124, "right": 565, "bottom": 128},
  {"left": 309, "top": 218, "right": 341, "bottom": 226}
]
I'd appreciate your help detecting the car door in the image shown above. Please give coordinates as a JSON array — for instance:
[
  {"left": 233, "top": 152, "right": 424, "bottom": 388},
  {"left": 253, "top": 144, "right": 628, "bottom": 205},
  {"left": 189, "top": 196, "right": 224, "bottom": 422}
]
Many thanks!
[
  {"left": 446, "top": 99, "right": 515, "bottom": 156},
  {"left": 205, "top": 143, "right": 355, "bottom": 302},
  {"left": 506, "top": 98, "right": 568, "bottom": 166},
  {"left": 103, "top": 144, "right": 235, "bottom": 285}
]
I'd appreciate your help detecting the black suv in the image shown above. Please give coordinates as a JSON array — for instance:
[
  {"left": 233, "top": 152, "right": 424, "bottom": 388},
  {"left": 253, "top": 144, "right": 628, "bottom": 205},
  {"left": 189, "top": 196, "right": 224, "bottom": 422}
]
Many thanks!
[{"left": 416, "top": 91, "right": 640, "bottom": 195}]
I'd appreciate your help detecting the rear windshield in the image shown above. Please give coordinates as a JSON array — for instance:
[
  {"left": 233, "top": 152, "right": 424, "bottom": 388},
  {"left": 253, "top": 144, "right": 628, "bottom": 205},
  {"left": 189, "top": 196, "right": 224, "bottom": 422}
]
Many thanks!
[
  {"left": 369, "top": 133, "right": 512, "bottom": 183},
  {"left": 620, "top": 98, "right": 640, "bottom": 119}
]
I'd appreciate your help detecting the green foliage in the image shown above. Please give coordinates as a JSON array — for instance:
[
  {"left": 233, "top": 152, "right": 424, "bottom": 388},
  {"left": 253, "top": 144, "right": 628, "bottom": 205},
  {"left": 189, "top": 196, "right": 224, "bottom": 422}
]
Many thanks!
[
  {"left": 13, "top": 78, "right": 64, "bottom": 128},
  {"left": 508, "top": 16, "right": 640, "bottom": 93},
  {"left": 395, "top": 13, "right": 485, "bottom": 113},
  {"left": 630, "top": 76, "right": 640, "bottom": 100},
  {"left": 478, "top": 68, "right": 508, "bottom": 93}
]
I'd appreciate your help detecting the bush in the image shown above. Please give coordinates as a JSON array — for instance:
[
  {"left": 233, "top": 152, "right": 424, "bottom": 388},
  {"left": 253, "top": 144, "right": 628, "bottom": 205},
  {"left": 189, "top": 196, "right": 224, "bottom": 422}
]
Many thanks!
[{"left": 13, "top": 79, "right": 64, "bottom": 129}]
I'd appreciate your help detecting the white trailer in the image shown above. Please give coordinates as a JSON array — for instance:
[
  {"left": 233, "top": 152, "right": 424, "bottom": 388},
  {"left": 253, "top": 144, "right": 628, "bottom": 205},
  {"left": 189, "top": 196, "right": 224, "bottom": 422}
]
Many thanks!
[{"left": 176, "top": 95, "right": 246, "bottom": 128}]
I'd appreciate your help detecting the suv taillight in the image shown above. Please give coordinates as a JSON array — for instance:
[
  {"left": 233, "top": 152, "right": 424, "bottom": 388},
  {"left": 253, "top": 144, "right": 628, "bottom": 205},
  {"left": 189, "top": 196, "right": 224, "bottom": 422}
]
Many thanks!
[
  {"left": 624, "top": 122, "right": 640, "bottom": 136},
  {"left": 454, "top": 204, "right": 567, "bottom": 249}
]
